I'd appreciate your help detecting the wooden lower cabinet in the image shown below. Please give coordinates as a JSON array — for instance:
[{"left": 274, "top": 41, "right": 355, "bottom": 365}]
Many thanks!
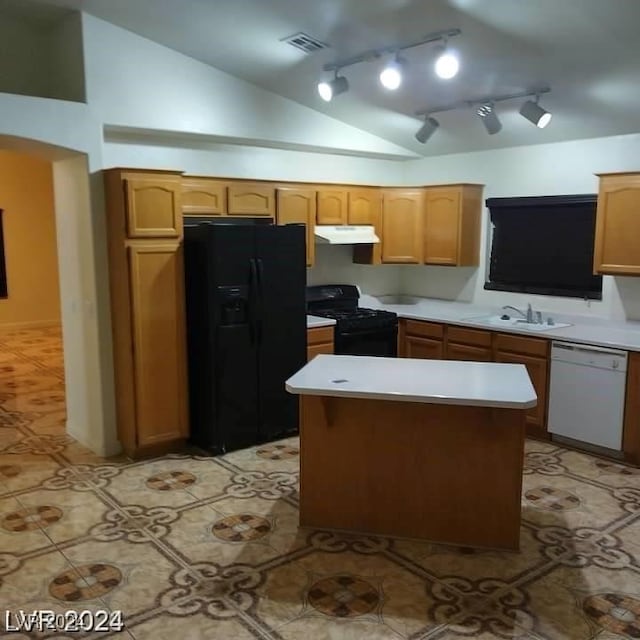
[
  {"left": 446, "top": 326, "right": 492, "bottom": 361},
  {"left": 447, "top": 342, "right": 492, "bottom": 362},
  {"left": 399, "top": 319, "right": 445, "bottom": 359},
  {"left": 493, "top": 333, "right": 549, "bottom": 440},
  {"left": 127, "top": 243, "right": 189, "bottom": 449},
  {"left": 307, "top": 326, "right": 334, "bottom": 361}
]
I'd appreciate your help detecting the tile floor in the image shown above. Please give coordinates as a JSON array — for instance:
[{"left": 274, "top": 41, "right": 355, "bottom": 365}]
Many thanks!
[{"left": 1, "top": 327, "right": 640, "bottom": 639}]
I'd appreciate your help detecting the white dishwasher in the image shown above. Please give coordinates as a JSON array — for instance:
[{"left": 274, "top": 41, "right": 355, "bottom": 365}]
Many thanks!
[{"left": 548, "top": 341, "right": 627, "bottom": 451}]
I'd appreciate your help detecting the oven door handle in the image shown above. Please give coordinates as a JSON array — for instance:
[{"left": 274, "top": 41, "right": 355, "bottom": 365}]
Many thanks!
[{"left": 338, "top": 328, "right": 397, "bottom": 337}]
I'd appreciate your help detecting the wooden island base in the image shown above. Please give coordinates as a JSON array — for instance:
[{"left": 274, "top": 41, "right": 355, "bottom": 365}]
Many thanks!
[{"left": 299, "top": 395, "right": 526, "bottom": 551}]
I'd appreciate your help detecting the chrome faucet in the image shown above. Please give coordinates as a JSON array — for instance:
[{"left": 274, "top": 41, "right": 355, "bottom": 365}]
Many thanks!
[
  {"left": 502, "top": 305, "right": 528, "bottom": 319},
  {"left": 502, "top": 304, "right": 538, "bottom": 323}
]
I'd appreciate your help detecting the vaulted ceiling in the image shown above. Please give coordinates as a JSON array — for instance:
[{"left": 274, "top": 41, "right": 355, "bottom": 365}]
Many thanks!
[{"left": 8, "top": 0, "right": 640, "bottom": 157}]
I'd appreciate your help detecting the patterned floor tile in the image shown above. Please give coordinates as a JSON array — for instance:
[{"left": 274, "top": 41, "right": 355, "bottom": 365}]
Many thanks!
[
  {"left": 521, "top": 563, "right": 640, "bottom": 639},
  {"left": 521, "top": 472, "right": 627, "bottom": 531},
  {"left": 126, "top": 612, "right": 257, "bottom": 640},
  {"left": 1, "top": 327, "right": 640, "bottom": 640},
  {"left": 392, "top": 527, "right": 550, "bottom": 584},
  {"left": 255, "top": 549, "right": 443, "bottom": 638},
  {"left": 0, "top": 453, "right": 68, "bottom": 496},
  {"left": 60, "top": 538, "right": 180, "bottom": 620},
  {"left": 0, "top": 495, "right": 57, "bottom": 554},
  {"left": 15, "top": 486, "right": 113, "bottom": 546}
]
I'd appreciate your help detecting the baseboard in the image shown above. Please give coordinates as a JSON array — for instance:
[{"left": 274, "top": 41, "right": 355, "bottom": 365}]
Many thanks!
[
  {"left": 66, "top": 418, "right": 123, "bottom": 458},
  {"left": 0, "top": 319, "right": 62, "bottom": 332}
]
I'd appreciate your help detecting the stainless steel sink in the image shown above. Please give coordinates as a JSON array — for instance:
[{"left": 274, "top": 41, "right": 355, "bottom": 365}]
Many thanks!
[{"left": 464, "top": 315, "right": 572, "bottom": 332}]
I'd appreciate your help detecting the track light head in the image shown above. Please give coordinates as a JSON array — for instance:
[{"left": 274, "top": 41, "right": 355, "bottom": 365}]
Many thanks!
[
  {"left": 317, "top": 75, "right": 349, "bottom": 102},
  {"left": 434, "top": 43, "right": 459, "bottom": 79},
  {"left": 520, "top": 99, "right": 552, "bottom": 128},
  {"left": 477, "top": 103, "right": 502, "bottom": 135},
  {"left": 379, "top": 56, "right": 405, "bottom": 90},
  {"left": 415, "top": 116, "right": 440, "bottom": 143}
]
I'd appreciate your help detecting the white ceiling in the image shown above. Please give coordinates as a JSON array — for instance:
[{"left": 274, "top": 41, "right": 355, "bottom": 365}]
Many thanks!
[{"left": 7, "top": 0, "right": 640, "bottom": 157}]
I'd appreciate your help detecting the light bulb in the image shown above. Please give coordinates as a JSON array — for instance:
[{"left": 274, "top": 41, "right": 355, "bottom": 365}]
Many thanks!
[
  {"left": 435, "top": 51, "right": 459, "bottom": 79},
  {"left": 317, "top": 81, "right": 332, "bottom": 101},
  {"left": 379, "top": 59, "right": 403, "bottom": 90}
]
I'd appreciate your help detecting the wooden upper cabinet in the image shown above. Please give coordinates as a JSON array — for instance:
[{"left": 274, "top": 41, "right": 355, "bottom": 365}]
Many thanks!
[
  {"left": 593, "top": 173, "right": 640, "bottom": 275},
  {"left": 381, "top": 190, "right": 424, "bottom": 263},
  {"left": 317, "top": 188, "right": 348, "bottom": 225},
  {"left": 228, "top": 182, "right": 275, "bottom": 216},
  {"left": 351, "top": 188, "right": 383, "bottom": 265},
  {"left": 124, "top": 176, "right": 181, "bottom": 238},
  {"left": 181, "top": 178, "right": 226, "bottom": 215},
  {"left": 276, "top": 187, "right": 316, "bottom": 267},
  {"left": 348, "top": 189, "right": 381, "bottom": 225},
  {"left": 423, "top": 184, "right": 483, "bottom": 266},
  {"left": 127, "top": 242, "right": 188, "bottom": 447}
]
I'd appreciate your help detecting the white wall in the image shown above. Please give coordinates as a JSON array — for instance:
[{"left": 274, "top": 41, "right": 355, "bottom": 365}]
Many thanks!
[
  {"left": 400, "top": 133, "right": 640, "bottom": 321},
  {"left": 307, "top": 245, "right": 402, "bottom": 296},
  {"left": 83, "top": 14, "right": 414, "bottom": 161}
]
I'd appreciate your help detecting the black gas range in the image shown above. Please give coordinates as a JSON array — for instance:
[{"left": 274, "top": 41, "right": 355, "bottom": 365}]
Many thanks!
[{"left": 307, "top": 284, "right": 398, "bottom": 357}]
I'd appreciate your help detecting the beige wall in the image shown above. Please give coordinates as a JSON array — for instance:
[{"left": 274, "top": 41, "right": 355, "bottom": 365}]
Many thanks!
[{"left": 0, "top": 150, "right": 61, "bottom": 328}]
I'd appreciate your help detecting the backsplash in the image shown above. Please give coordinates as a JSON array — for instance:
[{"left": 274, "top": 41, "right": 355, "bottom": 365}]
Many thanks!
[{"left": 306, "top": 244, "right": 402, "bottom": 296}]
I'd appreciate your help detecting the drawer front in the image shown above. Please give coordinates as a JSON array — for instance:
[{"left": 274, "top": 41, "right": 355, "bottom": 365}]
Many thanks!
[
  {"left": 494, "top": 333, "right": 548, "bottom": 357},
  {"left": 404, "top": 319, "right": 444, "bottom": 339},
  {"left": 447, "top": 343, "right": 492, "bottom": 362},
  {"left": 307, "top": 326, "right": 334, "bottom": 346},
  {"left": 447, "top": 326, "right": 492, "bottom": 347}
]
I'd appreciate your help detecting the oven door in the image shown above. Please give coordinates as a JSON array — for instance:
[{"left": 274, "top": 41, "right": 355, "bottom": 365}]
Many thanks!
[{"left": 335, "top": 325, "right": 398, "bottom": 357}]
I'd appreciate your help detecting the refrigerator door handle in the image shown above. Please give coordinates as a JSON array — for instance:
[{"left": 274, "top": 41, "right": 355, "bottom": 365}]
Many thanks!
[
  {"left": 248, "top": 258, "right": 259, "bottom": 344},
  {"left": 256, "top": 258, "right": 265, "bottom": 344}
]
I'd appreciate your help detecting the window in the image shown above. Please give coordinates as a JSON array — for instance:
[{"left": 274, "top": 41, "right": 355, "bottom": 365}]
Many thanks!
[
  {"left": 485, "top": 195, "right": 602, "bottom": 300},
  {"left": 0, "top": 210, "right": 6, "bottom": 298}
]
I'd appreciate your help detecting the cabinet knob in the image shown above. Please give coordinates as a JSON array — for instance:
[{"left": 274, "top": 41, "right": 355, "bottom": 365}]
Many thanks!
[{"left": 612, "top": 360, "right": 619, "bottom": 369}]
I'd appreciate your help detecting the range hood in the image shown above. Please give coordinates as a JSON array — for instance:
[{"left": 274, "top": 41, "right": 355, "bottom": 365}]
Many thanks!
[{"left": 314, "top": 225, "right": 380, "bottom": 245}]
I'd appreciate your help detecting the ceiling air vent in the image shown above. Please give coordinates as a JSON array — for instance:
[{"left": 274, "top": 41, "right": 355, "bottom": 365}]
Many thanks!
[{"left": 282, "top": 32, "right": 329, "bottom": 54}]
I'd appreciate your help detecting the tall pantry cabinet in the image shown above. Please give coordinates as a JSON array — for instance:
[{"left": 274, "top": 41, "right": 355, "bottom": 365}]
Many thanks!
[{"left": 103, "top": 169, "right": 189, "bottom": 457}]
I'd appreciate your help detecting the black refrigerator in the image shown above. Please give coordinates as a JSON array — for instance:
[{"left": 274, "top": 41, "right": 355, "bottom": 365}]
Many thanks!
[{"left": 184, "top": 218, "right": 307, "bottom": 454}]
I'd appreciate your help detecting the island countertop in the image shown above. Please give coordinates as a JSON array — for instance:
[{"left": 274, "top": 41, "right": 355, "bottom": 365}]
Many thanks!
[{"left": 286, "top": 354, "right": 537, "bottom": 409}]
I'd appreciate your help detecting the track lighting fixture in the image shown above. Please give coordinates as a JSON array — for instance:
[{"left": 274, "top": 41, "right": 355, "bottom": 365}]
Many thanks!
[
  {"left": 415, "top": 116, "right": 440, "bottom": 143},
  {"left": 317, "top": 74, "right": 349, "bottom": 102},
  {"left": 320, "top": 28, "right": 461, "bottom": 101},
  {"left": 379, "top": 55, "right": 405, "bottom": 91},
  {"left": 519, "top": 97, "right": 552, "bottom": 128},
  {"left": 477, "top": 103, "right": 502, "bottom": 135},
  {"left": 414, "top": 87, "right": 551, "bottom": 144},
  {"left": 433, "top": 42, "right": 459, "bottom": 79}
]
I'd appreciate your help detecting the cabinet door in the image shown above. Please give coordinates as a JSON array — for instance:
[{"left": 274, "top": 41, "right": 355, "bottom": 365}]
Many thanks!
[
  {"left": 228, "top": 183, "right": 275, "bottom": 216},
  {"left": 447, "top": 343, "right": 492, "bottom": 362},
  {"left": 317, "top": 189, "right": 348, "bottom": 225},
  {"left": 495, "top": 351, "right": 548, "bottom": 439},
  {"left": 127, "top": 242, "right": 188, "bottom": 447},
  {"left": 277, "top": 187, "right": 316, "bottom": 267},
  {"left": 124, "top": 178, "right": 181, "bottom": 238},
  {"left": 351, "top": 189, "right": 383, "bottom": 265},
  {"left": 593, "top": 174, "right": 640, "bottom": 275},
  {"left": 348, "top": 189, "right": 381, "bottom": 225},
  {"left": 381, "top": 190, "right": 423, "bottom": 263},
  {"left": 182, "top": 178, "right": 226, "bottom": 215},
  {"left": 404, "top": 335, "right": 444, "bottom": 360},
  {"left": 424, "top": 187, "right": 461, "bottom": 265}
]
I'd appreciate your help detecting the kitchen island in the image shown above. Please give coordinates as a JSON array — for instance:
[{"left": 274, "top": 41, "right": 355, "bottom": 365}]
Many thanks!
[{"left": 286, "top": 354, "right": 537, "bottom": 550}]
